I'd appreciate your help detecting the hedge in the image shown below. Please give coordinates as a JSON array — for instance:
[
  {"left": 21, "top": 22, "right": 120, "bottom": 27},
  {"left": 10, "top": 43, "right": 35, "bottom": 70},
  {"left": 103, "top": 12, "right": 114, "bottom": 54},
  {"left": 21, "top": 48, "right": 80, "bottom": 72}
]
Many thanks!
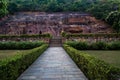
[
  {"left": 63, "top": 33, "right": 120, "bottom": 38},
  {"left": 64, "top": 45, "right": 120, "bottom": 80},
  {"left": 65, "top": 41, "right": 89, "bottom": 50},
  {"left": 0, "top": 41, "right": 44, "bottom": 50},
  {"left": 0, "top": 33, "right": 52, "bottom": 39},
  {"left": 0, "top": 44, "right": 48, "bottom": 80},
  {"left": 65, "top": 41, "right": 120, "bottom": 50}
]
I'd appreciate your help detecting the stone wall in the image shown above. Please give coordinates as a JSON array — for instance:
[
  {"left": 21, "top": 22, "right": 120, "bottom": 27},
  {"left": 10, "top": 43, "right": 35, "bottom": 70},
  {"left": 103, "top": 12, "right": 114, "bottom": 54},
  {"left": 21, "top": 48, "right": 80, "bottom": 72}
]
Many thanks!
[{"left": 63, "top": 37, "right": 120, "bottom": 43}]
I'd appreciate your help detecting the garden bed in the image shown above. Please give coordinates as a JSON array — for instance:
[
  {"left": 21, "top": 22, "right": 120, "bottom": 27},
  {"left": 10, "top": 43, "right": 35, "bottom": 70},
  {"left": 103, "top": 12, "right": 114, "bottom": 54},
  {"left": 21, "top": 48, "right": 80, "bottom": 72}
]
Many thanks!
[
  {"left": 64, "top": 44, "right": 120, "bottom": 80},
  {"left": 0, "top": 50, "right": 27, "bottom": 60},
  {"left": 0, "top": 44, "right": 48, "bottom": 80},
  {"left": 65, "top": 41, "right": 120, "bottom": 50},
  {"left": 83, "top": 50, "right": 120, "bottom": 67},
  {"left": 0, "top": 41, "right": 44, "bottom": 50}
]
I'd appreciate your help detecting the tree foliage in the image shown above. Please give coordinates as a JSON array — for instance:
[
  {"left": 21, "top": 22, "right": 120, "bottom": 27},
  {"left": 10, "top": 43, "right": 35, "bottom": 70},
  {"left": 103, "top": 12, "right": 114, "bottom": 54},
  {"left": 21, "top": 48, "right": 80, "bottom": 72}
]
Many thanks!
[
  {"left": 106, "top": 11, "right": 120, "bottom": 33},
  {"left": 7, "top": 0, "right": 120, "bottom": 16},
  {"left": 0, "top": 0, "right": 8, "bottom": 18},
  {"left": 2, "top": 0, "right": 120, "bottom": 32}
]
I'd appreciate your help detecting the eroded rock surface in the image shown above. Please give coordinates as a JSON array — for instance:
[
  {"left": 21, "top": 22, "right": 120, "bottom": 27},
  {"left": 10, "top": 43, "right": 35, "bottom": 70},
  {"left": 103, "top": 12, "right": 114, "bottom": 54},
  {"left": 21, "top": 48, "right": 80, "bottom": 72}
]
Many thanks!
[{"left": 0, "top": 12, "right": 113, "bottom": 35}]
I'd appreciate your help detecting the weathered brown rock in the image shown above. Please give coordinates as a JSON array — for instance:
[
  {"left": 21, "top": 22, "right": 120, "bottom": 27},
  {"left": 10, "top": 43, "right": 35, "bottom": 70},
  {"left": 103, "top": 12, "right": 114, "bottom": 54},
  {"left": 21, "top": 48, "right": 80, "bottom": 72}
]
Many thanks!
[{"left": 0, "top": 12, "right": 113, "bottom": 36}]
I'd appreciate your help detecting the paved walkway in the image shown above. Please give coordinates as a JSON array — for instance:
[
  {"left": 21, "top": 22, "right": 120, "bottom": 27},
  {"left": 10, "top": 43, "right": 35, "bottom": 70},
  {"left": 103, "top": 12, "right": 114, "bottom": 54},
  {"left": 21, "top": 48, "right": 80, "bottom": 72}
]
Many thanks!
[{"left": 17, "top": 47, "right": 88, "bottom": 80}]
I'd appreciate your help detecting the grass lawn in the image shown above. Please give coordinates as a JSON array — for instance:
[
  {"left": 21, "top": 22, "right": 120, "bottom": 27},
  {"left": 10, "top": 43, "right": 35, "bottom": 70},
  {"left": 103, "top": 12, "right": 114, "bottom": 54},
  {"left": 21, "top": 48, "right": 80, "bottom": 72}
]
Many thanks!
[
  {"left": 83, "top": 51, "right": 120, "bottom": 68},
  {"left": 0, "top": 50, "right": 27, "bottom": 60}
]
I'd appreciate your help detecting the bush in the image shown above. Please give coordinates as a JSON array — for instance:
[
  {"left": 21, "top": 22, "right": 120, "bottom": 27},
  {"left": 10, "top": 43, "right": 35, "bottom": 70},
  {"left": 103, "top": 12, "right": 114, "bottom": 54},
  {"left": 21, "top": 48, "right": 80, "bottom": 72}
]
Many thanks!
[
  {"left": 65, "top": 41, "right": 120, "bottom": 50},
  {"left": 0, "top": 41, "right": 44, "bottom": 50},
  {"left": 0, "top": 44, "right": 48, "bottom": 80},
  {"left": 63, "top": 33, "right": 120, "bottom": 38},
  {"left": 90, "top": 41, "right": 108, "bottom": 50},
  {"left": 108, "top": 41, "right": 120, "bottom": 50},
  {"left": 63, "top": 45, "right": 120, "bottom": 80},
  {"left": 0, "top": 34, "right": 52, "bottom": 39},
  {"left": 66, "top": 41, "right": 89, "bottom": 50},
  {"left": 61, "top": 31, "right": 67, "bottom": 37},
  {"left": 65, "top": 41, "right": 78, "bottom": 49}
]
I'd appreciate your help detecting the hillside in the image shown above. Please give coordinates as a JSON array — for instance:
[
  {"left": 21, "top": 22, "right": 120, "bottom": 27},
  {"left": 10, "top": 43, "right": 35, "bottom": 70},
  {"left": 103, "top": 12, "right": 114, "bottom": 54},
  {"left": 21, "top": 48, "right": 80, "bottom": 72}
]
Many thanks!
[
  {"left": 0, "top": 0, "right": 120, "bottom": 33},
  {"left": 0, "top": 12, "right": 113, "bottom": 35}
]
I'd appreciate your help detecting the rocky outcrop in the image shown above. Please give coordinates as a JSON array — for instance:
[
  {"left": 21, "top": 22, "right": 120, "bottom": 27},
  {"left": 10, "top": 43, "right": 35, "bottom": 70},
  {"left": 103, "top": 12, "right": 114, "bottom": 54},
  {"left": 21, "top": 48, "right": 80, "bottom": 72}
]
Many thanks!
[{"left": 0, "top": 12, "right": 113, "bottom": 36}]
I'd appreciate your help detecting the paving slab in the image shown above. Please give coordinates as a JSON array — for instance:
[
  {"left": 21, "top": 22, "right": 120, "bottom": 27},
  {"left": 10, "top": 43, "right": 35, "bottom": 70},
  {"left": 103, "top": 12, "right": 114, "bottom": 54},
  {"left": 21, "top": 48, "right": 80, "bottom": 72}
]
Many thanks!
[{"left": 17, "top": 47, "right": 88, "bottom": 80}]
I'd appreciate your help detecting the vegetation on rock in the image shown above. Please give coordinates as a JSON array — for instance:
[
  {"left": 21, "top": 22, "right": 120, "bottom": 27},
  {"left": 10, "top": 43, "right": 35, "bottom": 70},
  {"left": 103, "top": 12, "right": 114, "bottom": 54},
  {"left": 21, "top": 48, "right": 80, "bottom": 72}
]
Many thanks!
[
  {"left": 106, "top": 11, "right": 120, "bottom": 33},
  {"left": 1, "top": 0, "right": 119, "bottom": 32},
  {"left": 0, "top": 0, "right": 8, "bottom": 18}
]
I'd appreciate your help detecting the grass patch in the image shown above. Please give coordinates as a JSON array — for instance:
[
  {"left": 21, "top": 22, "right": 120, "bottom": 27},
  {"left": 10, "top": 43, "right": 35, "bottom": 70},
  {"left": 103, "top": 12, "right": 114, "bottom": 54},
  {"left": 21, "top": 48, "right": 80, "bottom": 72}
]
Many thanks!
[
  {"left": 83, "top": 51, "right": 120, "bottom": 68},
  {"left": 64, "top": 44, "right": 120, "bottom": 80},
  {"left": 0, "top": 50, "right": 27, "bottom": 60},
  {"left": 0, "top": 44, "right": 48, "bottom": 80}
]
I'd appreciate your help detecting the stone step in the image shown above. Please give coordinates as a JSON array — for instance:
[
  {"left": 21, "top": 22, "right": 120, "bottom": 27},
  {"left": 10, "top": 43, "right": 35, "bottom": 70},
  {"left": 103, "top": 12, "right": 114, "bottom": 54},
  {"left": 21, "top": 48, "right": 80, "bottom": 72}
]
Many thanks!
[
  {"left": 50, "top": 44, "right": 62, "bottom": 47},
  {"left": 50, "top": 41, "right": 61, "bottom": 43},
  {"left": 50, "top": 39, "right": 61, "bottom": 41},
  {"left": 50, "top": 42, "right": 62, "bottom": 44},
  {"left": 50, "top": 40, "right": 61, "bottom": 42},
  {"left": 49, "top": 37, "right": 62, "bottom": 47}
]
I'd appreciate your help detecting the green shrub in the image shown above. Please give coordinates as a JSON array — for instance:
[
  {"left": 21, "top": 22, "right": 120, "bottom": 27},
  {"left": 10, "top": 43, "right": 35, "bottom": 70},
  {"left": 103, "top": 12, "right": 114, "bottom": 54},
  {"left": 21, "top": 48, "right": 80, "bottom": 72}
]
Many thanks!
[
  {"left": 0, "top": 41, "right": 44, "bottom": 50},
  {"left": 65, "top": 41, "right": 120, "bottom": 50},
  {"left": 63, "top": 45, "right": 120, "bottom": 80},
  {"left": 108, "top": 41, "right": 120, "bottom": 50},
  {"left": 90, "top": 41, "right": 108, "bottom": 50},
  {"left": 65, "top": 41, "right": 78, "bottom": 49},
  {"left": 61, "top": 31, "right": 67, "bottom": 37},
  {"left": 64, "top": 33, "right": 120, "bottom": 38},
  {"left": 0, "top": 44, "right": 48, "bottom": 80},
  {"left": 66, "top": 41, "right": 89, "bottom": 50},
  {"left": 0, "top": 33, "right": 52, "bottom": 39}
]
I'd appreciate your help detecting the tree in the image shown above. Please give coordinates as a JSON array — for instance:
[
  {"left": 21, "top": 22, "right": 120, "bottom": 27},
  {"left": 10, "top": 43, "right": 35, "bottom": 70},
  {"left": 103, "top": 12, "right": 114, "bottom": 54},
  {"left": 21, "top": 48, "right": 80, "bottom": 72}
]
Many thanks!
[
  {"left": 106, "top": 11, "right": 120, "bottom": 33},
  {"left": 46, "top": 0, "right": 60, "bottom": 12},
  {"left": 0, "top": 0, "right": 8, "bottom": 18},
  {"left": 8, "top": 2, "right": 18, "bottom": 14},
  {"left": 113, "top": 21, "right": 120, "bottom": 33}
]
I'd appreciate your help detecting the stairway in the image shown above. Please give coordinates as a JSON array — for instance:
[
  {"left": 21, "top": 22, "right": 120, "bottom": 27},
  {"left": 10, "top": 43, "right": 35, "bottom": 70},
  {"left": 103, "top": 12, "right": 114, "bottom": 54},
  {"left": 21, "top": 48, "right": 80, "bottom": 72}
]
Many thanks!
[{"left": 49, "top": 36, "right": 62, "bottom": 47}]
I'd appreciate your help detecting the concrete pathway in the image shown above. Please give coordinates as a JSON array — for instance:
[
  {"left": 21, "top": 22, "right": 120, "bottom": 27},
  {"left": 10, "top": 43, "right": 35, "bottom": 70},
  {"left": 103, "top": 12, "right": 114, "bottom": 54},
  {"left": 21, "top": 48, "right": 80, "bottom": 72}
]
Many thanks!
[{"left": 17, "top": 47, "right": 88, "bottom": 80}]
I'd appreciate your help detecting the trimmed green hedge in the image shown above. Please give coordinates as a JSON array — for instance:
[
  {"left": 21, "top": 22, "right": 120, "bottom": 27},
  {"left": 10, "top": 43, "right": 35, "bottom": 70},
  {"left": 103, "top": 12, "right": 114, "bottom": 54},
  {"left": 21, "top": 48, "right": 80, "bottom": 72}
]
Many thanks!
[
  {"left": 0, "top": 41, "right": 44, "bottom": 50},
  {"left": 65, "top": 41, "right": 120, "bottom": 50},
  {"left": 64, "top": 45, "right": 120, "bottom": 80},
  {"left": 0, "top": 44, "right": 48, "bottom": 80},
  {"left": 0, "top": 33, "right": 52, "bottom": 39},
  {"left": 65, "top": 41, "right": 89, "bottom": 50},
  {"left": 108, "top": 42, "right": 120, "bottom": 50},
  {"left": 63, "top": 33, "right": 120, "bottom": 38}
]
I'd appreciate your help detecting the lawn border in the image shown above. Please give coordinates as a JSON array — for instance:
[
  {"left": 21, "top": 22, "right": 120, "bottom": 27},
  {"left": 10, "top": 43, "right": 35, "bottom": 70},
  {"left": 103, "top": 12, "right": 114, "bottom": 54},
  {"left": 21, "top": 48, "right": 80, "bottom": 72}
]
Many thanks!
[
  {"left": 0, "top": 44, "right": 48, "bottom": 80},
  {"left": 63, "top": 44, "right": 120, "bottom": 80}
]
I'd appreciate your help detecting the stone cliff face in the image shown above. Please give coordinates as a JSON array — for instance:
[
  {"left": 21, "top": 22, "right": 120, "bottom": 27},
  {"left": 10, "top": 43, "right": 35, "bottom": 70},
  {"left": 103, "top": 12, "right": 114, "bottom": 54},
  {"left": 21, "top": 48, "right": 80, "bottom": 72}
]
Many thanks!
[{"left": 0, "top": 12, "right": 113, "bottom": 36}]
